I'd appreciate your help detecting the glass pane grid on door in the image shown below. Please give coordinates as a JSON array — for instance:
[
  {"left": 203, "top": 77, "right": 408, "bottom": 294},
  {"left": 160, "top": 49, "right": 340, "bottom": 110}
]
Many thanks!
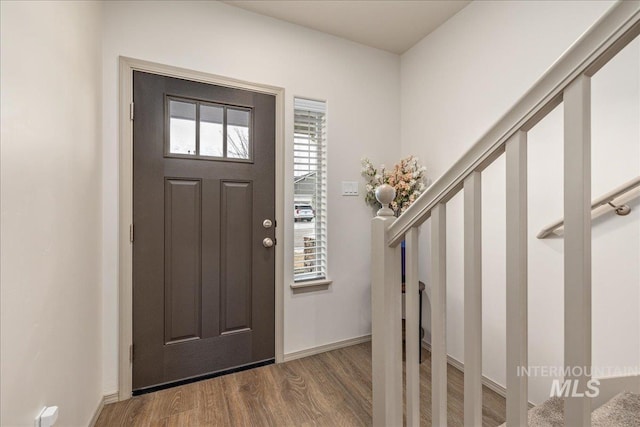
[{"left": 167, "top": 97, "right": 252, "bottom": 161}]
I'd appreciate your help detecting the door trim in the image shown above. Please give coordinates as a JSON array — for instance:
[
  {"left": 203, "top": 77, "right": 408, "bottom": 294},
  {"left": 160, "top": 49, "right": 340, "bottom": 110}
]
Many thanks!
[{"left": 118, "top": 56, "right": 285, "bottom": 400}]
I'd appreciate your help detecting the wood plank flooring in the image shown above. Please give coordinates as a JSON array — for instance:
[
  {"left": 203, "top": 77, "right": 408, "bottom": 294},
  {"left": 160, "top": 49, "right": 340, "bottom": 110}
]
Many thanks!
[{"left": 96, "top": 342, "right": 506, "bottom": 426}]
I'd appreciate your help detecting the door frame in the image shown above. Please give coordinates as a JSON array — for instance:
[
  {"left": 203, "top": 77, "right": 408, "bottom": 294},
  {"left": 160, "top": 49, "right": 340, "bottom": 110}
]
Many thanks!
[{"left": 118, "top": 56, "right": 285, "bottom": 400}]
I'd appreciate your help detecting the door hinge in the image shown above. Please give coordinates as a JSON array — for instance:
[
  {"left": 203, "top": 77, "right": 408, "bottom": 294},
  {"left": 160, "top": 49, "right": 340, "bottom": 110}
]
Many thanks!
[
  {"left": 129, "top": 102, "right": 134, "bottom": 121},
  {"left": 129, "top": 344, "right": 134, "bottom": 363},
  {"left": 129, "top": 224, "right": 134, "bottom": 243}
]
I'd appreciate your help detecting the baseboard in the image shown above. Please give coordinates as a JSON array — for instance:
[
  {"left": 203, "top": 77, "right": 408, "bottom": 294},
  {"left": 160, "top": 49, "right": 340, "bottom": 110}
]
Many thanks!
[
  {"left": 103, "top": 392, "right": 119, "bottom": 405},
  {"left": 283, "top": 334, "right": 371, "bottom": 362},
  {"left": 421, "top": 341, "right": 534, "bottom": 409},
  {"left": 88, "top": 392, "right": 119, "bottom": 427}
]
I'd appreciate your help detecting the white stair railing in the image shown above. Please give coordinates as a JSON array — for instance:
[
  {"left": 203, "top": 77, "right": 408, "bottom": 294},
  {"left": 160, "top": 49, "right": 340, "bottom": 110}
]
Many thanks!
[{"left": 371, "top": 2, "right": 640, "bottom": 426}]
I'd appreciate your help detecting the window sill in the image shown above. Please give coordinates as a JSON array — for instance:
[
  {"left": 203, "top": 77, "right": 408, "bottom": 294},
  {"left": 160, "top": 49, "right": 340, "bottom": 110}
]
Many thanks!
[{"left": 290, "top": 278, "right": 333, "bottom": 290}]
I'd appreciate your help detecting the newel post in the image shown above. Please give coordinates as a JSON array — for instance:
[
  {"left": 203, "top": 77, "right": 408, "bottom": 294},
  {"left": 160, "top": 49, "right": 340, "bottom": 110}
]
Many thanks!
[{"left": 371, "top": 184, "right": 402, "bottom": 427}]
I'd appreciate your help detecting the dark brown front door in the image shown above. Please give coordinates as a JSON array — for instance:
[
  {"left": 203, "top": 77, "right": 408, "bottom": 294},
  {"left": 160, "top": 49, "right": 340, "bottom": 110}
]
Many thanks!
[{"left": 132, "top": 71, "right": 276, "bottom": 392}]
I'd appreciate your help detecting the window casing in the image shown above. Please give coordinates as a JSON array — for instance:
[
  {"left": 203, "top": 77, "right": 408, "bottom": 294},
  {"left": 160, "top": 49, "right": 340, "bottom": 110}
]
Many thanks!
[{"left": 293, "top": 98, "right": 327, "bottom": 282}]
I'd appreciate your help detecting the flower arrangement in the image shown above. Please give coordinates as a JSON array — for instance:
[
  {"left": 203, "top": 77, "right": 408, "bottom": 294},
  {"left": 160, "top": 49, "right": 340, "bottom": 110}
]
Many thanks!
[{"left": 361, "top": 155, "right": 427, "bottom": 215}]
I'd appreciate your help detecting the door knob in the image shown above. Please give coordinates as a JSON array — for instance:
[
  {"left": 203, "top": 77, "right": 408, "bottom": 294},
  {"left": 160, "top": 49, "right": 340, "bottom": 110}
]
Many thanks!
[
  {"left": 262, "top": 219, "right": 273, "bottom": 228},
  {"left": 262, "top": 237, "right": 274, "bottom": 248}
]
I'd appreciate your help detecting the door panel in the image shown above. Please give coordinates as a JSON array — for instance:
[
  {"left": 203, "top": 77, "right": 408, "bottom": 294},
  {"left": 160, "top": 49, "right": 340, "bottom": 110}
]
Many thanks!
[
  {"left": 220, "top": 181, "right": 253, "bottom": 334},
  {"left": 132, "top": 71, "right": 275, "bottom": 391},
  {"left": 164, "top": 178, "right": 202, "bottom": 344}
]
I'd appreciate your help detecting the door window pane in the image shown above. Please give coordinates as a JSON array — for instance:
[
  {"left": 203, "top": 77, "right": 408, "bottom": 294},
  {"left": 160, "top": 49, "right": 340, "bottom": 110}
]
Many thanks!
[
  {"left": 166, "top": 97, "right": 252, "bottom": 161},
  {"left": 200, "top": 104, "right": 224, "bottom": 157},
  {"left": 226, "top": 108, "right": 250, "bottom": 159},
  {"left": 169, "top": 100, "right": 196, "bottom": 155}
]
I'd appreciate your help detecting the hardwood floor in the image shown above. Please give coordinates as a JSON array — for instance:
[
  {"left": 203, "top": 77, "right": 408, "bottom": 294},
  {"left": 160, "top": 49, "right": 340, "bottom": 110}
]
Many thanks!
[{"left": 96, "top": 342, "right": 506, "bottom": 426}]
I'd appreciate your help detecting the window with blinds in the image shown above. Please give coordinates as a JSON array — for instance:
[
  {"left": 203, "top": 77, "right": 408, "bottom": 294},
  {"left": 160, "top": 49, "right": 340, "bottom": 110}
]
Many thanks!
[{"left": 293, "top": 98, "right": 327, "bottom": 282}]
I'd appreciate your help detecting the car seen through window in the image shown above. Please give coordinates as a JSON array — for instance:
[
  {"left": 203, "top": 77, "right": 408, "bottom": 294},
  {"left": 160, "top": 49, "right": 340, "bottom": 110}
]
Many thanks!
[{"left": 294, "top": 204, "right": 314, "bottom": 222}]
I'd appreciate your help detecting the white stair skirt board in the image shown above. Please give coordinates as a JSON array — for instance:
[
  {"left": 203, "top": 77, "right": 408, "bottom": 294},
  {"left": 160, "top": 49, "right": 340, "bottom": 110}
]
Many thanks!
[
  {"left": 284, "top": 335, "right": 371, "bottom": 362},
  {"left": 421, "top": 341, "right": 535, "bottom": 409}
]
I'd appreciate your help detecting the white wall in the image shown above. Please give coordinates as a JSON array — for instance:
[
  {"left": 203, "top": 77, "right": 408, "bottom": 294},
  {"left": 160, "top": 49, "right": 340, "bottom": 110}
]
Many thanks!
[
  {"left": 101, "top": 0, "right": 400, "bottom": 394},
  {"left": 401, "top": 0, "right": 639, "bottom": 405},
  {"left": 0, "top": 1, "right": 103, "bottom": 425}
]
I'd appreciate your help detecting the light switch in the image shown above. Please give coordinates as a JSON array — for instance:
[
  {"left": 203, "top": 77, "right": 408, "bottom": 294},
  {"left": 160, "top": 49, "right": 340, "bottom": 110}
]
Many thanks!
[{"left": 342, "top": 181, "right": 359, "bottom": 196}]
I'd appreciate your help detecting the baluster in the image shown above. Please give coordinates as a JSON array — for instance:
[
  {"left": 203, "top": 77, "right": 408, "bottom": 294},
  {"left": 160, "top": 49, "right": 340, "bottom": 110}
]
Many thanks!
[
  {"left": 506, "top": 131, "right": 528, "bottom": 426},
  {"left": 464, "top": 171, "right": 482, "bottom": 426},
  {"left": 405, "top": 227, "right": 420, "bottom": 427},
  {"left": 431, "top": 203, "right": 447, "bottom": 426},
  {"left": 563, "top": 75, "right": 592, "bottom": 426}
]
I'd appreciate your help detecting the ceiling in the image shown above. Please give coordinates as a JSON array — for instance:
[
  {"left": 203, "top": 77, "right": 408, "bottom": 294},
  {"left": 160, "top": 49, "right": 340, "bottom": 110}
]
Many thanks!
[{"left": 224, "top": 1, "right": 471, "bottom": 54}]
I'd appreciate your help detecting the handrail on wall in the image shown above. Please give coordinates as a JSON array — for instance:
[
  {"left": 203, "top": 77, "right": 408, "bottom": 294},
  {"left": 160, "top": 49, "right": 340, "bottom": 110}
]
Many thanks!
[{"left": 537, "top": 175, "right": 640, "bottom": 238}]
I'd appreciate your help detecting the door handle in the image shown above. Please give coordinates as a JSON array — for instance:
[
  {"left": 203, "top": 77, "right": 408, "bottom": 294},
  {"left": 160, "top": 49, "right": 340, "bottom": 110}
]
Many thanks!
[{"left": 262, "top": 237, "right": 274, "bottom": 248}]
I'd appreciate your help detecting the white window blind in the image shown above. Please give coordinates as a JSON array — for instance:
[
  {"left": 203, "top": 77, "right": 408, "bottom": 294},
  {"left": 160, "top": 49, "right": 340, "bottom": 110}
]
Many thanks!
[{"left": 293, "top": 98, "right": 327, "bottom": 282}]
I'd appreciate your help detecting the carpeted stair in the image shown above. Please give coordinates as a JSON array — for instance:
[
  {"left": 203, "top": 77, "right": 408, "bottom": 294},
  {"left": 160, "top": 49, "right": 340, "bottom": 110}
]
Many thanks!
[{"left": 499, "top": 392, "right": 640, "bottom": 426}]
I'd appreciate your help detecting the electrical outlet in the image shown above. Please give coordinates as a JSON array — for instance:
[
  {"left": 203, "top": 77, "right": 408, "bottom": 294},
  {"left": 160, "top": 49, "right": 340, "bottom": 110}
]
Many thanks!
[{"left": 35, "top": 406, "right": 58, "bottom": 427}]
